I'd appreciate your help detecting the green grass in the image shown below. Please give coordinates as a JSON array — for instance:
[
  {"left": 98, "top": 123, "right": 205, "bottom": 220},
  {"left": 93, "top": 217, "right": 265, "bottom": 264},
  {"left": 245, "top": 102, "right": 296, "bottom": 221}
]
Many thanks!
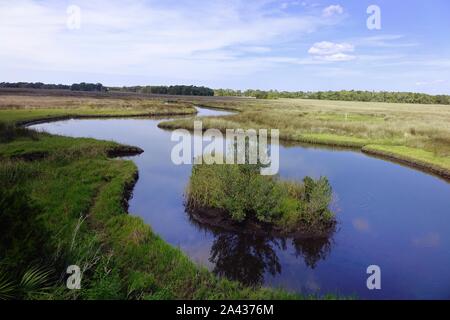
[
  {"left": 0, "top": 107, "right": 196, "bottom": 125},
  {"left": 0, "top": 94, "right": 197, "bottom": 125},
  {"left": 362, "top": 145, "right": 450, "bottom": 179},
  {"left": 292, "top": 133, "right": 370, "bottom": 148}
]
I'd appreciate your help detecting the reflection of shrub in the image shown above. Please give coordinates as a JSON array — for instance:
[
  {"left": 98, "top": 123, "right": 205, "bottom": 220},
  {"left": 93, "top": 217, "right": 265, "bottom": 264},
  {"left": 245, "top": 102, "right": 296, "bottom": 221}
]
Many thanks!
[{"left": 186, "top": 158, "right": 335, "bottom": 235}]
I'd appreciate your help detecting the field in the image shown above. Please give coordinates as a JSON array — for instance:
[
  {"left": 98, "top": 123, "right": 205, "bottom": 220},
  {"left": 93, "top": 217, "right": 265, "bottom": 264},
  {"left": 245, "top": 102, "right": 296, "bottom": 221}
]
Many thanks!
[
  {"left": 0, "top": 92, "right": 197, "bottom": 125},
  {"left": 159, "top": 97, "right": 450, "bottom": 179}
]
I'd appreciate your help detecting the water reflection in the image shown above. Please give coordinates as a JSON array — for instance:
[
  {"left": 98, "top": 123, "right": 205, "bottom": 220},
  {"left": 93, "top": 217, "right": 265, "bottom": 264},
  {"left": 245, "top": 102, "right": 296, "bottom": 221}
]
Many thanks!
[
  {"left": 188, "top": 211, "right": 335, "bottom": 286},
  {"left": 292, "top": 237, "right": 333, "bottom": 269},
  {"left": 210, "top": 232, "right": 282, "bottom": 286}
]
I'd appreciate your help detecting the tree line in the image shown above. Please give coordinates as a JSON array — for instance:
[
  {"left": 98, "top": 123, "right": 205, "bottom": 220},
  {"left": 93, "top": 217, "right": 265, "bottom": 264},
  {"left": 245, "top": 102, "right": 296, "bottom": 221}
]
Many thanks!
[
  {"left": 110, "top": 85, "right": 214, "bottom": 96},
  {"left": 0, "top": 82, "right": 214, "bottom": 96},
  {"left": 214, "top": 89, "right": 450, "bottom": 105},
  {"left": 0, "top": 82, "right": 106, "bottom": 92},
  {"left": 2, "top": 82, "right": 447, "bottom": 103}
]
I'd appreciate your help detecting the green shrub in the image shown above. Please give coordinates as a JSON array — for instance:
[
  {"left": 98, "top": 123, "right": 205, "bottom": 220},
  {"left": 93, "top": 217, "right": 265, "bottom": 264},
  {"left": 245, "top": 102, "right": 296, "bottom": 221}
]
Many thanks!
[
  {"left": 186, "top": 157, "right": 335, "bottom": 232},
  {"left": 302, "top": 176, "right": 333, "bottom": 219}
]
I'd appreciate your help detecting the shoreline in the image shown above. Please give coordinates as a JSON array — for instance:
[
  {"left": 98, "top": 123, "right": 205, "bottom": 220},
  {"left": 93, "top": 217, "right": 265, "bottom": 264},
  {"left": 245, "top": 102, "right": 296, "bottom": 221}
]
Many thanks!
[
  {"left": 17, "top": 111, "right": 198, "bottom": 127},
  {"left": 361, "top": 146, "right": 450, "bottom": 181},
  {"left": 158, "top": 120, "right": 450, "bottom": 182}
]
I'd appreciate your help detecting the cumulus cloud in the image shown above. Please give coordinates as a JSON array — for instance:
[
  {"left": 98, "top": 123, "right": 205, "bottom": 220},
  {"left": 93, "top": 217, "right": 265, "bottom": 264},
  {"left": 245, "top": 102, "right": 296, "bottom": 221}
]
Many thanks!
[
  {"left": 322, "top": 5, "right": 344, "bottom": 17},
  {"left": 308, "top": 41, "right": 355, "bottom": 61}
]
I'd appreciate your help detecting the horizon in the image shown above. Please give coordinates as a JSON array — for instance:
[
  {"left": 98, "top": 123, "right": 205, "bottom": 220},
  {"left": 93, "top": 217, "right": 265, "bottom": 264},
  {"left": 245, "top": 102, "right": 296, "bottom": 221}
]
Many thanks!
[
  {"left": 1, "top": 0, "right": 450, "bottom": 94},
  {"left": 2, "top": 81, "right": 450, "bottom": 97},
  {"left": 0, "top": 81, "right": 450, "bottom": 100}
]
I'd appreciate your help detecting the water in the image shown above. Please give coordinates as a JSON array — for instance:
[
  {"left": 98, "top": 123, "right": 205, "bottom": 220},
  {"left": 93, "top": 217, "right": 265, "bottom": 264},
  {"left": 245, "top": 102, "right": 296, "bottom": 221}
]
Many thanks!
[{"left": 30, "top": 108, "right": 450, "bottom": 299}]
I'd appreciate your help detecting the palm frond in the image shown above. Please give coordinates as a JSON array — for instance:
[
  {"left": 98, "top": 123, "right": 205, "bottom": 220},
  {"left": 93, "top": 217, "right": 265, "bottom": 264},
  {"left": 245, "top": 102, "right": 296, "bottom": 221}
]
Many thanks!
[
  {"left": 0, "top": 272, "right": 16, "bottom": 300},
  {"left": 19, "top": 265, "right": 53, "bottom": 296}
]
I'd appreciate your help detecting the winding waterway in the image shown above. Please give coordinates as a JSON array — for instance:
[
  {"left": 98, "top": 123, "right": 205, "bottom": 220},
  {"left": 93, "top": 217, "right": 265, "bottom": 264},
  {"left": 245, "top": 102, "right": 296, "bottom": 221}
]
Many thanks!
[{"left": 30, "top": 107, "right": 450, "bottom": 299}]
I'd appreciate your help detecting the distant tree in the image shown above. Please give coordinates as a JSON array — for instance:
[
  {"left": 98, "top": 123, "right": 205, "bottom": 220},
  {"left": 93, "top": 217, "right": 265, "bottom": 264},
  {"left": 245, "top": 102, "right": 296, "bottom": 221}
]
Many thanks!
[
  {"left": 126, "top": 85, "right": 214, "bottom": 96},
  {"left": 213, "top": 88, "right": 450, "bottom": 105},
  {"left": 70, "top": 82, "right": 106, "bottom": 92}
]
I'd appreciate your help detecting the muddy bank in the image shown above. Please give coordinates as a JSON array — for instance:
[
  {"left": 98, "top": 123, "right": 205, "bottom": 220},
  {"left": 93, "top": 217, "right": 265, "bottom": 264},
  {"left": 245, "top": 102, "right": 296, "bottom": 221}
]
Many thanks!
[
  {"left": 107, "top": 145, "right": 144, "bottom": 158},
  {"left": 187, "top": 205, "right": 336, "bottom": 240},
  {"left": 121, "top": 171, "right": 139, "bottom": 212}
]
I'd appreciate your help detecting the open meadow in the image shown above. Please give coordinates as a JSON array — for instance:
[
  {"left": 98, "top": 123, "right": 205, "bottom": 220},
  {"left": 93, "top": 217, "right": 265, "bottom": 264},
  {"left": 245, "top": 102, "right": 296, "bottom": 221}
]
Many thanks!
[{"left": 160, "top": 97, "right": 450, "bottom": 178}]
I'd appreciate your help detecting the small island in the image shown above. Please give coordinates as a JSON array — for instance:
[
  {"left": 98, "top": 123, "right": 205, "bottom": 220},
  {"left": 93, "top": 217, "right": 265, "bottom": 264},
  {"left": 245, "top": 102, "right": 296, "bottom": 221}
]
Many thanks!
[{"left": 185, "top": 155, "right": 336, "bottom": 238}]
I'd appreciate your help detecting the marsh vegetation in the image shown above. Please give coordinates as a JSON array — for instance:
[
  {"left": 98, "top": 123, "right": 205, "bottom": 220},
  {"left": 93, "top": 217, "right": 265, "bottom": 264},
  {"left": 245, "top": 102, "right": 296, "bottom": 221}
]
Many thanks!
[
  {"left": 186, "top": 153, "right": 335, "bottom": 238},
  {"left": 159, "top": 97, "right": 450, "bottom": 179}
]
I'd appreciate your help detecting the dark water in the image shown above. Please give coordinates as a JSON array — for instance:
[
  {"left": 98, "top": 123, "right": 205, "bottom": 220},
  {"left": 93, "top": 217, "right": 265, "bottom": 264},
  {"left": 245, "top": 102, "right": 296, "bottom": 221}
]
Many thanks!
[{"left": 30, "top": 108, "right": 450, "bottom": 299}]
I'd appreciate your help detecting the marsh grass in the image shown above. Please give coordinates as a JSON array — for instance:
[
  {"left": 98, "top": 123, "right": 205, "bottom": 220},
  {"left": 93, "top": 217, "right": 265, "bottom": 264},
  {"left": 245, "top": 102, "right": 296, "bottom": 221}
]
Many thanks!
[
  {"left": 0, "top": 94, "right": 197, "bottom": 124},
  {"left": 159, "top": 98, "right": 450, "bottom": 175},
  {"left": 186, "top": 155, "right": 335, "bottom": 236}
]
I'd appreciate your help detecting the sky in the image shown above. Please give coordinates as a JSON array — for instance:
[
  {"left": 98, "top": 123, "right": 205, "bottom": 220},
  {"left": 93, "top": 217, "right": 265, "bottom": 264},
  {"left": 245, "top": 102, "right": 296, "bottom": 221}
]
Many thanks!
[{"left": 1, "top": 0, "right": 450, "bottom": 93}]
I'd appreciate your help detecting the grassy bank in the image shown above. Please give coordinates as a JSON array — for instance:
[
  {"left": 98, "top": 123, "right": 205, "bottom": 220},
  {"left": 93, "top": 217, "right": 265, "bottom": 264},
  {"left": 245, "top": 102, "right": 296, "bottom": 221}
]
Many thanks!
[
  {"left": 0, "top": 94, "right": 197, "bottom": 125},
  {"left": 362, "top": 145, "right": 450, "bottom": 180},
  {"left": 158, "top": 98, "right": 450, "bottom": 179},
  {"left": 0, "top": 97, "right": 332, "bottom": 299}
]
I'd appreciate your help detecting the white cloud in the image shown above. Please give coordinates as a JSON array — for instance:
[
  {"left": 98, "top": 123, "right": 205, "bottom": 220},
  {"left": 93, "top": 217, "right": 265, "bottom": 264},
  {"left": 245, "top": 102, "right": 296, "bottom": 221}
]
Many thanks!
[
  {"left": 0, "top": 0, "right": 346, "bottom": 82},
  {"left": 322, "top": 5, "right": 344, "bottom": 17},
  {"left": 308, "top": 41, "right": 355, "bottom": 61},
  {"left": 320, "top": 53, "right": 355, "bottom": 62},
  {"left": 356, "top": 35, "right": 418, "bottom": 48},
  {"left": 308, "top": 41, "right": 354, "bottom": 55},
  {"left": 415, "top": 80, "right": 446, "bottom": 86}
]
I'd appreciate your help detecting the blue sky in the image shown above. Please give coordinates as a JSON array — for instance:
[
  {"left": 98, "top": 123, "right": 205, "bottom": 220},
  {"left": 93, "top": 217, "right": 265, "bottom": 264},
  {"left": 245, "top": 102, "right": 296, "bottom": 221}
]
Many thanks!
[{"left": 1, "top": 0, "right": 450, "bottom": 93}]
